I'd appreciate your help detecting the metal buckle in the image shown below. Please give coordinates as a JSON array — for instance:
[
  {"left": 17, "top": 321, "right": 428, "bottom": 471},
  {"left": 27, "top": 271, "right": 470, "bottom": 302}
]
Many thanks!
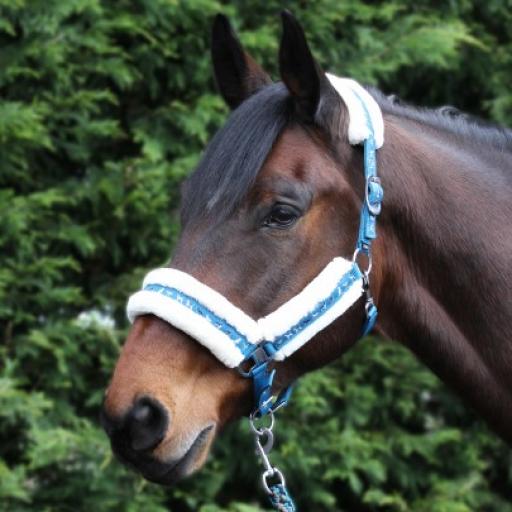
[
  {"left": 237, "top": 345, "right": 272, "bottom": 377},
  {"left": 365, "top": 176, "right": 383, "bottom": 216}
]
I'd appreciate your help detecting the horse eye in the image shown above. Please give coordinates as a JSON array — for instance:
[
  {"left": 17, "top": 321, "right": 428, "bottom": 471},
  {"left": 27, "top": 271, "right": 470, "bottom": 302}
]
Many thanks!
[{"left": 263, "top": 204, "right": 299, "bottom": 228}]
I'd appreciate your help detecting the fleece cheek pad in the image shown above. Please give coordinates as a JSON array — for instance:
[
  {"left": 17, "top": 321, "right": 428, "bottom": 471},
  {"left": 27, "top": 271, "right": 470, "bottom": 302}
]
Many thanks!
[{"left": 126, "top": 257, "right": 364, "bottom": 368}]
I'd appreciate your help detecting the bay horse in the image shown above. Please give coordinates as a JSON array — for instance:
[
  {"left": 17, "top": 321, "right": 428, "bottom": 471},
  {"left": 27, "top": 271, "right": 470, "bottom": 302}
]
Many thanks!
[{"left": 101, "top": 11, "right": 512, "bottom": 492}]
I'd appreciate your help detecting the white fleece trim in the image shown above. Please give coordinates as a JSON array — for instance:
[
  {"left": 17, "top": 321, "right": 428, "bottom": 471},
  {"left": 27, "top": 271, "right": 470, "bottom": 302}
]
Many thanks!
[
  {"left": 272, "top": 275, "right": 363, "bottom": 361},
  {"left": 141, "top": 268, "right": 261, "bottom": 344},
  {"left": 326, "top": 74, "right": 384, "bottom": 149},
  {"left": 127, "top": 290, "right": 249, "bottom": 367},
  {"left": 258, "top": 257, "right": 355, "bottom": 340},
  {"left": 126, "top": 259, "right": 364, "bottom": 368}
]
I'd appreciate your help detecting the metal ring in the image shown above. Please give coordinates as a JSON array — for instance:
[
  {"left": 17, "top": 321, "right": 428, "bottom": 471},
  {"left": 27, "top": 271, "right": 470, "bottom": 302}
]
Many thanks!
[
  {"left": 262, "top": 467, "right": 286, "bottom": 495},
  {"left": 352, "top": 248, "right": 372, "bottom": 276},
  {"left": 256, "top": 427, "right": 274, "bottom": 454},
  {"left": 249, "top": 409, "right": 274, "bottom": 435}
]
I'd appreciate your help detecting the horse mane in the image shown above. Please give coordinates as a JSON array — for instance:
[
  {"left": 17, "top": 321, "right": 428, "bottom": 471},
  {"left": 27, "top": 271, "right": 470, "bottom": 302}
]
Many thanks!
[
  {"left": 368, "top": 87, "right": 512, "bottom": 154},
  {"left": 181, "top": 80, "right": 512, "bottom": 225}
]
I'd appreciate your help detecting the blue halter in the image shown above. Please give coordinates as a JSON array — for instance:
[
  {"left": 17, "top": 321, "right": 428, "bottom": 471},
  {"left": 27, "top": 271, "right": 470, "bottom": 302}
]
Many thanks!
[{"left": 243, "top": 93, "right": 383, "bottom": 420}]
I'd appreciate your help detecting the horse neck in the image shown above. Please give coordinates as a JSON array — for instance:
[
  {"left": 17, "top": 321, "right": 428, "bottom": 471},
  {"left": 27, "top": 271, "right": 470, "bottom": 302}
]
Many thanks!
[{"left": 373, "top": 114, "right": 512, "bottom": 442}]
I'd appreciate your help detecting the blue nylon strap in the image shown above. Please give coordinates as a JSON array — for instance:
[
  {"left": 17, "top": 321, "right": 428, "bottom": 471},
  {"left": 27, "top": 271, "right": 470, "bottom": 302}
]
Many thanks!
[
  {"left": 252, "top": 366, "right": 294, "bottom": 418},
  {"left": 351, "top": 91, "right": 383, "bottom": 254},
  {"left": 348, "top": 88, "right": 383, "bottom": 340},
  {"left": 250, "top": 361, "right": 276, "bottom": 415},
  {"left": 357, "top": 135, "right": 383, "bottom": 252},
  {"left": 244, "top": 342, "right": 294, "bottom": 417}
]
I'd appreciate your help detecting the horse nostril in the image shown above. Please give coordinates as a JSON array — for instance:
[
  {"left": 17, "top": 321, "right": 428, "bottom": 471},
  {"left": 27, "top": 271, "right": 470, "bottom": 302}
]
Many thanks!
[{"left": 127, "top": 397, "right": 169, "bottom": 452}]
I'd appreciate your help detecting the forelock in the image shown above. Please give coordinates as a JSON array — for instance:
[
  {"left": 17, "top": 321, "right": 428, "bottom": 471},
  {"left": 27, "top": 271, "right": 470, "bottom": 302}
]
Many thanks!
[{"left": 181, "top": 83, "right": 292, "bottom": 225}]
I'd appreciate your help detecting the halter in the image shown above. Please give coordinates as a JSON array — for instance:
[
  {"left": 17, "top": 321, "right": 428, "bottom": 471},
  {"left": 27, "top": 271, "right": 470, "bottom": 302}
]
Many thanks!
[{"left": 126, "top": 75, "right": 384, "bottom": 511}]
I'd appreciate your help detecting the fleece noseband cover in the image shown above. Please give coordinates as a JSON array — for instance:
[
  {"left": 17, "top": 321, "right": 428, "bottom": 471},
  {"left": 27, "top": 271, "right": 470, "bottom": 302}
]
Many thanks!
[{"left": 127, "top": 258, "right": 363, "bottom": 368}]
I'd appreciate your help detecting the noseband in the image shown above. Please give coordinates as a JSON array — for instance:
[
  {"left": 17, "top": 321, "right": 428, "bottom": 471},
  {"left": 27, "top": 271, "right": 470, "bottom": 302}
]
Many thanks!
[{"left": 126, "top": 75, "right": 384, "bottom": 510}]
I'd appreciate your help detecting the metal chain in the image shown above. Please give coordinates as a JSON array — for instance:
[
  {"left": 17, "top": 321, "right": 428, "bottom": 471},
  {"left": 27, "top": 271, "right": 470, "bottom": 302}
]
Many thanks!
[{"left": 249, "top": 411, "right": 296, "bottom": 512}]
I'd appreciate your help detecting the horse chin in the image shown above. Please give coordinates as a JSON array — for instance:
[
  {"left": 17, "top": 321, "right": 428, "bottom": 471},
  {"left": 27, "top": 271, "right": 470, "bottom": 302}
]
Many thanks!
[
  {"left": 156, "top": 425, "right": 216, "bottom": 485},
  {"left": 114, "top": 424, "right": 216, "bottom": 486}
]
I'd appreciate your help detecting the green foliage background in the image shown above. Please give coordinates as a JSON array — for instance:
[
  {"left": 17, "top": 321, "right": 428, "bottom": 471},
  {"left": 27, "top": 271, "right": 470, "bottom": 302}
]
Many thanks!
[{"left": 1, "top": 0, "right": 511, "bottom": 510}]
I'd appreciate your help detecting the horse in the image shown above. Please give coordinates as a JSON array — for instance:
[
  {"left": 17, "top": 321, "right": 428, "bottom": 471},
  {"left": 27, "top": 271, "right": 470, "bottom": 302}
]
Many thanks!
[{"left": 101, "top": 10, "right": 512, "bottom": 492}]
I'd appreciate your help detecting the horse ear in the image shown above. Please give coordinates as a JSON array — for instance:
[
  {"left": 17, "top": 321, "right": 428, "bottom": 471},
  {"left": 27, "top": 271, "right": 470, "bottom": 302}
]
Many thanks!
[
  {"left": 279, "top": 11, "right": 342, "bottom": 130},
  {"left": 211, "top": 14, "right": 272, "bottom": 109}
]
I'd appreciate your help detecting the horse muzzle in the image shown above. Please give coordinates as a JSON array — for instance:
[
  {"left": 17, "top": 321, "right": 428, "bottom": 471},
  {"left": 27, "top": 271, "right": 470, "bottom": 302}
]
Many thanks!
[{"left": 100, "top": 396, "right": 216, "bottom": 484}]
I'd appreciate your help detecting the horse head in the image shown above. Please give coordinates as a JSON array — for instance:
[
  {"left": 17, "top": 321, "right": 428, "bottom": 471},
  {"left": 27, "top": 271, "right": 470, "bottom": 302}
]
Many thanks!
[{"left": 101, "top": 12, "right": 384, "bottom": 485}]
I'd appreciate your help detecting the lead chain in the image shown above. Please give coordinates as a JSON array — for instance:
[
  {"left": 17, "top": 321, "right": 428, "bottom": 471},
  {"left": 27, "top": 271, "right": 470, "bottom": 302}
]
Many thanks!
[{"left": 249, "top": 411, "right": 296, "bottom": 512}]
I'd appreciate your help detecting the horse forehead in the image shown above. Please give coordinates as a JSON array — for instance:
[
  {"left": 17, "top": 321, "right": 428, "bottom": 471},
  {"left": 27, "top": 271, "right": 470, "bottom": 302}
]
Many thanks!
[
  {"left": 260, "top": 126, "right": 330, "bottom": 177},
  {"left": 258, "top": 126, "right": 342, "bottom": 191}
]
